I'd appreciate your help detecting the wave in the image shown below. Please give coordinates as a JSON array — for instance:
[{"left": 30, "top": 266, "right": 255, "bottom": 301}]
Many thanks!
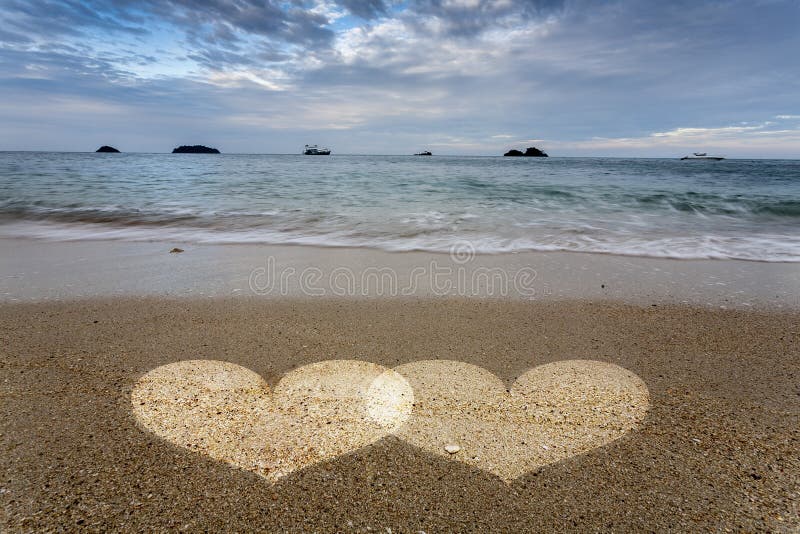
[
  {"left": 752, "top": 200, "right": 800, "bottom": 217},
  {"left": 622, "top": 192, "right": 800, "bottom": 217},
  {"left": 1, "top": 219, "right": 799, "bottom": 262},
  {"left": 3, "top": 190, "right": 799, "bottom": 232},
  {"left": 0, "top": 204, "right": 286, "bottom": 227}
]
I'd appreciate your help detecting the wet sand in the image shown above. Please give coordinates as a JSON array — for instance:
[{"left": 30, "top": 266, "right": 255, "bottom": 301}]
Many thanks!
[
  {"left": 2, "top": 238, "right": 800, "bottom": 308},
  {"left": 1, "top": 298, "right": 798, "bottom": 531}
]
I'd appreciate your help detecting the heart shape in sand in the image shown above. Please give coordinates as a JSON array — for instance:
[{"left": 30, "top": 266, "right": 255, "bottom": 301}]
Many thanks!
[
  {"left": 392, "top": 360, "right": 649, "bottom": 481},
  {"left": 132, "top": 359, "right": 648, "bottom": 483},
  {"left": 132, "top": 359, "right": 414, "bottom": 482}
]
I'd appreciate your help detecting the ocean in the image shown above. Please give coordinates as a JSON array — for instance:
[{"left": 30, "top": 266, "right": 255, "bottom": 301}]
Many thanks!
[{"left": 1, "top": 152, "right": 798, "bottom": 262}]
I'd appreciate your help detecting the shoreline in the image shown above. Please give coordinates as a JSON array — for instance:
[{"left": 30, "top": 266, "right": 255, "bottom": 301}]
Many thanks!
[
  {"left": 4, "top": 230, "right": 800, "bottom": 264},
  {"left": 1, "top": 237, "right": 798, "bottom": 309}
]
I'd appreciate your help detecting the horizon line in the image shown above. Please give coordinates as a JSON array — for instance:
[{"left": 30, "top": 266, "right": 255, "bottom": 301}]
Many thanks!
[{"left": 0, "top": 150, "right": 795, "bottom": 160}]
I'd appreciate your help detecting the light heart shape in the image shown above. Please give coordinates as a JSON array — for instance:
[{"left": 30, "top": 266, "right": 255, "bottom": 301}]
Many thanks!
[
  {"left": 393, "top": 360, "right": 650, "bottom": 481},
  {"left": 132, "top": 359, "right": 649, "bottom": 483},
  {"left": 131, "top": 359, "right": 414, "bottom": 482}
]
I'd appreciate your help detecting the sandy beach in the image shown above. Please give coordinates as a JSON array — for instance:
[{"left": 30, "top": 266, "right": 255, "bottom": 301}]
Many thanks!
[{"left": 1, "top": 238, "right": 798, "bottom": 531}]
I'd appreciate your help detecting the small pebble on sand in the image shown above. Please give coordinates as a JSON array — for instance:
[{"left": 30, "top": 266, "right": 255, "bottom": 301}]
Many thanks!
[{"left": 444, "top": 444, "right": 461, "bottom": 454}]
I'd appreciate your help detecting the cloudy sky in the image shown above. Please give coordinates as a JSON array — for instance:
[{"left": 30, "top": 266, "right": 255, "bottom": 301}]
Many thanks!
[{"left": 1, "top": 0, "right": 798, "bottom": 156}]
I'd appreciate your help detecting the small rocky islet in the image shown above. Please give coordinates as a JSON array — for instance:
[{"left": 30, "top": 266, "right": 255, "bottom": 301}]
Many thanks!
[
  {"left": 172, "top": 145, "right": 220, "bottom": 154},
  {"left": 96, "top": 145, "right": 120, "bottom": 153},
  {"left": 504, "top": 147, "right": 548, "bottom": 157}
]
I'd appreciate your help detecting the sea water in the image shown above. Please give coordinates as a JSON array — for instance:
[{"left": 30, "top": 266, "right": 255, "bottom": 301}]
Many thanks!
[{"left": 0, "top": 152, "right": 798, "bottom": 262}]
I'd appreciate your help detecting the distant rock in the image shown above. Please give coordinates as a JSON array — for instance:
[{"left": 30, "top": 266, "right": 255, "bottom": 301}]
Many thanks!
[
  {"left": 504, "top": 146, "right": 549, "bottom": 157},
  {"left": 96, "top": 145, "right": 120, "bottom": 153},
  {"left": 524, "top": 146, "right": 548, "bottom": 157},
  {"left": 172, "top": 145, "right": 220, "bottom": 154}
]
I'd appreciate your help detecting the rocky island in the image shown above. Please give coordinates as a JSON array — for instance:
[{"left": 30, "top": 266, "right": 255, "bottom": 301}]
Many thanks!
[
  {"left": 172, "top": 145, "right": 220, "bottom": 154},
  {"left": 504, "top": 147, "right": 548, "bottom": 157},
  {"left": 96, "top": 145, "right": 120, "bottom": 153}
]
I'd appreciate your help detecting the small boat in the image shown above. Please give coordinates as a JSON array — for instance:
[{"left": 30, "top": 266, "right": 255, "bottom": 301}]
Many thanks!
[
  {"left": 414, "top": 150, "right": 432, "bottom": 156},
  {"left": 680, "top": 152, "right": 724, "bottom": 160},
  {"left": 303, "top": 144, "right": 331, "bottom": 155}
]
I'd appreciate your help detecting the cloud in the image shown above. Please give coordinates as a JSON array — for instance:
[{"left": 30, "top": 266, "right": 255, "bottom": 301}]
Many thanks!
[
  {"left": 1, "top": 0, "right": 336, "bottom": 52},
  {"left": 545, "top": 120, "right": 800, "bottom": 157},
  {"left": 337, "top": 0, "right": 389, "bottom": 19},
  {"left": 0, "top": 27, "right": 33, "bottom": 44},
  {"left": 407, "top": 0, "right": 565, "bottom": 37},
  {"left": 650, "top": 125, "right": 768, "bottom": 138}
]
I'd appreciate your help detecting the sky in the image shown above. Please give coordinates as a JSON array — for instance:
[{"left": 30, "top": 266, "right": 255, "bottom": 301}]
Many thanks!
[{"left": 0, "top": 0, "right": 799, "bottom": 157}]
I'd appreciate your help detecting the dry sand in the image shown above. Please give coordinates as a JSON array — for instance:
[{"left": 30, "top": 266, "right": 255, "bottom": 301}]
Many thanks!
[{"left": 1, "top": 298, "right": 798, "bottom": 532}]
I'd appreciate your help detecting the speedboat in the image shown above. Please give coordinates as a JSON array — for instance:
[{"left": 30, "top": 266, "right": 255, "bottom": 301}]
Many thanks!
[
  {"left": 680, "top": 152, "right": 724, "bottom": 160},
  {"left": 303, "top": 144, "right": 331, "bottom": 155}
]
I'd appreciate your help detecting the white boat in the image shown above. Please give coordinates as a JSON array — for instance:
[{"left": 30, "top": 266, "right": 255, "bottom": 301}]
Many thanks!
[
  {"left": 680, "top": 152, "right": 724, "bottom": 160},
  {"left": 303, "top": 144, "right": 331, "bottom": 155}
]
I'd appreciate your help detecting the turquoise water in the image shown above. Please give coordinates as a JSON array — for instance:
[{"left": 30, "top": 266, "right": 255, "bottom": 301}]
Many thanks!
[{"left": 1, "top": 152, "right": 799, "bottom": 261}]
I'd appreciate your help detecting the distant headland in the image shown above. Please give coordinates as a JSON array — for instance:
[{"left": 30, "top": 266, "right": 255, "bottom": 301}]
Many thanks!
[
  {"left": 504, "top": 147, "right": 548, "bottom": 157},
  {"left": 172, "top": 145, "right": 220, "bottom": 154},
  {"left": 96, "top": 145, "right": 120, "bottom": 153}
]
